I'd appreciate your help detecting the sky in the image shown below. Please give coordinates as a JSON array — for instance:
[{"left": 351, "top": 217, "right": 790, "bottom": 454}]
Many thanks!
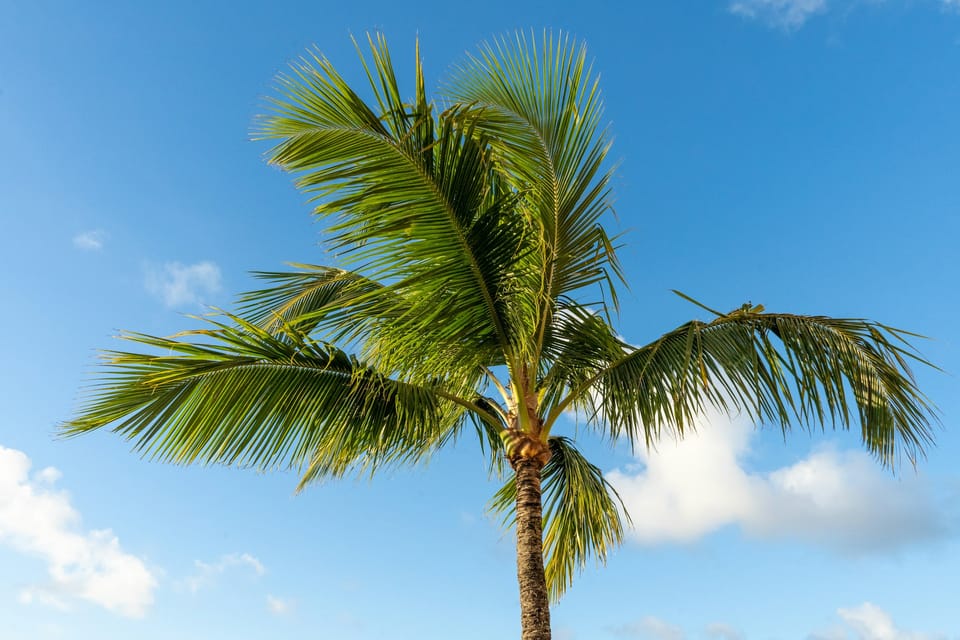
[{"left": 1, "top": 1, "right": 959, "bottom": 638}]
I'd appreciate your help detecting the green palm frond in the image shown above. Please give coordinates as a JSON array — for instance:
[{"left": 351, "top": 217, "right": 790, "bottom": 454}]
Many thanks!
[
  {"left": 444, "top": 30, "right": 623, "bottom": 348},
  {"left": 256, "top": 35, "right": 540, "bottom": 375},
  {"left": 551, "top": 305, "right": 936, "bottom": 466},
  {"left": 62, "top": 312, "right": 486, "bottom": 489},
  {"left": 490, "top": 436, "right": 627, "bottom": 601},
  {"left": 238, "top": 264, "right": 390, "bottom": 337},
  {"left": 469, "top": 395, "right": 511, "bottom": 478}
]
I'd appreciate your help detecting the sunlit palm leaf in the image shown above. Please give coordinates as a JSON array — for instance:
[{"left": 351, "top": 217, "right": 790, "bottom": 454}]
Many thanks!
[
  {"left": 444, "top": 31, "right": 623, "bottom": 350},
  {"left": 62, "top": 313, "right": 477, "bottom": 488},
  {"left": 238, "top": 264, "right": 390, "bottom": 337},
  {"left": 551, "top": 305, "right": 936, "bottom": 465},
  {"left": 256, "top": 35, "right": 541, "bottom": 376}
]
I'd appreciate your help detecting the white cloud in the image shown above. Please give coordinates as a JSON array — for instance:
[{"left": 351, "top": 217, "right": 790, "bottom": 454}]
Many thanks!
[
  {"left": 729, "top": 0, "right": 828, "bottom": 28},
  {"left": 732, "top": 0, "right": 960, "bottom": 28},
  {"left": 17, "top": 586, "right": 70, "bottom": 611},
  {"left": 615, "top": 606, "right": 945, "bottom": 640},
  {"left": 72, "top": 230, "right": 106, "bottom": 251},
  {"left": 810, "top": 602, "right": 944, "bottom": 640},
  {"left": 606, "top": 413, "right": 945, "bottom": 551},
  {"left": 615, "top": 606, "right": 944, "bottom": 640},
  {"left": 183, "top": 552, "right": 265, "bottom": 594},
  {"left": 0, "top": 445, "right": 157, "bottom": 617},
  {"left": 808, "top": 628, "right": 849, "bottom": 640},
  {"left": 266, "top": 594, "right": 295, "bottom": 615},
  {"left": 611, "top": 616, "right": 685, "bottom": 640},
  {"left": 706, "top": 622, "right": 745, "bottom": 640},
  {"left": 35, "top": 467, "right": 62, "bottom": 485},
  {"left": 554, "top": 628, "right": 577, "bottom": 640},
  {"left": 145, "top": 261, "right": 222, "bottom": 308}
]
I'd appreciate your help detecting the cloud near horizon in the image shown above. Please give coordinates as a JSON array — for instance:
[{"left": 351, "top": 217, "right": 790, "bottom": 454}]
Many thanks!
[
  {"left": 614, "top": 603, "right": 942, "bottom": 639},
  {"left": 144, "top": 260, "right": 222, "bottom": 308},
  {"left": 610, "top": 616, "right": 685, "bottom": 640},
  {"left": 0, "top": 445, "right": 157, "bottom": 617},
  {"left": 809, "top": 601, "right": 945, "bottom": 639},
  {"left": 706, "top": 622, "right": 745, "bottom": 640},
  {"left": 606, "top": 413, "right": 948, "bottom": 552}
]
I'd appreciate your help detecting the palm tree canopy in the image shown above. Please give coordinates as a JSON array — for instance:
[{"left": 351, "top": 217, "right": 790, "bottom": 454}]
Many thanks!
[{"left": 63, "top": 31, "right": 937, "bottom": 602}]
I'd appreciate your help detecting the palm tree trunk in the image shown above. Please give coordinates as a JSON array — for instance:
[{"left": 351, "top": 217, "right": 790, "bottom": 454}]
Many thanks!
[{"left": 515, "top": 457, "right": 551, "bottom": 640}]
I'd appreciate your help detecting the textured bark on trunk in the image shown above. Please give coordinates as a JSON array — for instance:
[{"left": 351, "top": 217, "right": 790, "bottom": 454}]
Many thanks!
[{"left": 515, "top": 457, "right": 551, "bottom": 640}]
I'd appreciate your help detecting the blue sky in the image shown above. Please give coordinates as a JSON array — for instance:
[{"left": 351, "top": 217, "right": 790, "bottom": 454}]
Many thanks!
[{"left": 1, "top": 1, "right": 959, "bottom": 638}]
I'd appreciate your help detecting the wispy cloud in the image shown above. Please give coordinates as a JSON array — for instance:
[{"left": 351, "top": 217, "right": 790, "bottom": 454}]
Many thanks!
[
  {"left": 615, "top": 606, "right": 942, "bottom": 640},
  {"left": 606, "top": 413, "right": 947, "bottom": 552},
  {"left": 183, "top": 552, "right": 265, "bottom": 594},
  {"left": 729, "top": 0, "right": 828, "bottom": 29},
  {"left": 731, "top": 0, "right": 960, "bottom": 29},
  {"left": 809, "top": 602, "right": 945, "bottom": 639},
  {"left": 610, "top": 616, "right": 685, "bottom": 640},
  {"left": 72, "top": 230, "right": 107, "bottom": 251},
  {"left": 706, "top": 623, "right": 745, "bottom": 640},
  {"left": 266, "top": 594, "right": 295, "bottom": 615},
  {"left": 0, "top": 445, "right": 157, "bottom": 617},
  {"left": 145, "top": 261, "right": 222, "bottom": 308},
  {"left": 554, "top": 628, "right": 577, "bottom": 640}
]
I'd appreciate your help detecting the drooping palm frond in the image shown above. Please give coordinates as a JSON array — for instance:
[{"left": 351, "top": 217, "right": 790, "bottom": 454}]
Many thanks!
[
  {"left": 62, "top": 312, "right": 492, "bottom": 489},
  {"left": 468, "top": 394, "right": 511, "bottom": 478},
  {"left": 238, "top": 264, "right": 389, "bottom": 336},
  {"left": 444, "top": 31, "right": 623, "bottom": 353},
  {"left": 490, "top": 436, "right": 627, "bottom": 601},
  {"left": 548, "top": 303, "right": 937, "bottom": 466}
]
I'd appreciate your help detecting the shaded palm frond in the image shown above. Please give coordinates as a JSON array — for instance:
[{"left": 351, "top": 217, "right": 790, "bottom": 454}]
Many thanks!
[
  {"left": 551, "top": 305, "right": 937, "bottom": 466},
  {"left": 490, "top": 436, "right": 627, "bottom": 601},
  {"left": 62, "top": 312, "right": 484, "bottom": 489},
  {"left": 469, "top": 395, "right": 511, "bottom": 478}
]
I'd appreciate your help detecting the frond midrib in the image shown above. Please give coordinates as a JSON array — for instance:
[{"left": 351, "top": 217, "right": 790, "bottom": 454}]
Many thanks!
[{"left": 272, "top": 121, "right": 516, "bottom": 367}]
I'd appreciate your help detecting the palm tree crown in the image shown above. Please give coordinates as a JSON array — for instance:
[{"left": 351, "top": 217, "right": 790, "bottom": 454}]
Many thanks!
[{"left": 64, "top": 32, "right": 936, "bottom": 639}]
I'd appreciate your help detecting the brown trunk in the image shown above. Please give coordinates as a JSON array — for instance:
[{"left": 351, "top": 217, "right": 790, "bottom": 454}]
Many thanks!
[{"left": 515, "top": 457, "right": 551, "bottom": 640}]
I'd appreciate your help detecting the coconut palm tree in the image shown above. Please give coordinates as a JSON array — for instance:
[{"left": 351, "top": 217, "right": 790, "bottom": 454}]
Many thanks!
[{"left": 64, "top": 33, "right": 936, "bottom": 640}]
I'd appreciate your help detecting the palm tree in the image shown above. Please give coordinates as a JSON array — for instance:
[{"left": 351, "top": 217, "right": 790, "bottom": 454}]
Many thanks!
[{"left": 64, "top": 32, "right": 936, "bottom": 640}]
